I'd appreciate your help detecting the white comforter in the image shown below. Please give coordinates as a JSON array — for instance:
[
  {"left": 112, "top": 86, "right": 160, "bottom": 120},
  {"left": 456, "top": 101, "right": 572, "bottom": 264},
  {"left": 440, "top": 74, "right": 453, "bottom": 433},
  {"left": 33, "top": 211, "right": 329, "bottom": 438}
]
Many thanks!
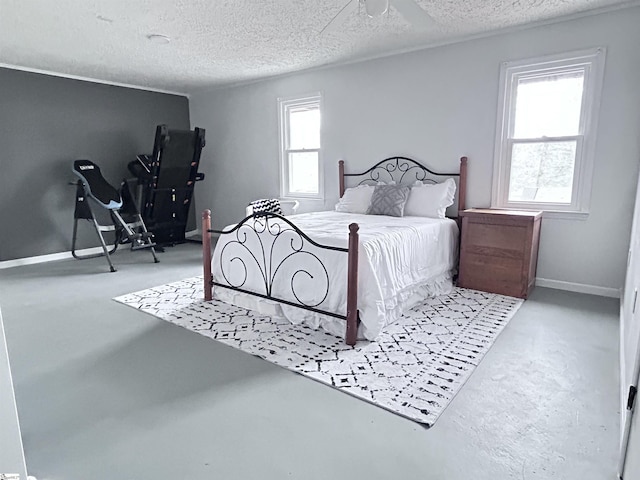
[{"left": 212, "top": 211, "right": 459, "bottom": 340}]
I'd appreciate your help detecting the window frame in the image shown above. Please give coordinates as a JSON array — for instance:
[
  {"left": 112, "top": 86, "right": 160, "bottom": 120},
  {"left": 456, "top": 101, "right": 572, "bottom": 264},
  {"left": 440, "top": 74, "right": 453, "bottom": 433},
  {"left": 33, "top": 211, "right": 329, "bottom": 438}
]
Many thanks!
[
  {"left": 491, "top": 48, "right": 606, "bottom": 219},
  {"left": 278, "top": 93, "right": 323, "bottom": 200}
]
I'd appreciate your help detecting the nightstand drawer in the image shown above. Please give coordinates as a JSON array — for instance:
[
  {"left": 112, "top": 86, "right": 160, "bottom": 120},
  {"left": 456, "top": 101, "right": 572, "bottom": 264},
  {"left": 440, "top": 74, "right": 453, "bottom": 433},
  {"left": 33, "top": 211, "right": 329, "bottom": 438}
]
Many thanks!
[
  {"left": 458, "top": 209, "right": 542, "bottom": 299},
  {"left": 463, "top": 223, "right": 527, "bottom": 258},
  {"left": 461, "top": 254, "right": 526, "bottom": 298}
]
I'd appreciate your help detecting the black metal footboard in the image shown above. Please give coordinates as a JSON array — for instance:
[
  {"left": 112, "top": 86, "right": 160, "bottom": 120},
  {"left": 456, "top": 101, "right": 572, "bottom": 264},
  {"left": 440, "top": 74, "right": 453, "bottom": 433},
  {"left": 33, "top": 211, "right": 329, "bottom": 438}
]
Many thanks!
[{"left": 202, "top": 211, "right": 360, "bottom": 345}]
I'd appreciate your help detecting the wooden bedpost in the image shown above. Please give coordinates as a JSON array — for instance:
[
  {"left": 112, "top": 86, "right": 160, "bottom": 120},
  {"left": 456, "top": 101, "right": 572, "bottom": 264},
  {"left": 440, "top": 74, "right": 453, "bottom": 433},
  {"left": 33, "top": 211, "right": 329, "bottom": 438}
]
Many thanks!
[
  {"left": 202, "top": 209, "right": 213, "bottom": 301},
  {"left": 458, "top": 156, "right": 468, "bottom": 214},
  {"left": 339, "top": 160, "right": 345, "bottom": 198},
  {"left": 346, "top": 223, "right": 359, "bottom": 346}
]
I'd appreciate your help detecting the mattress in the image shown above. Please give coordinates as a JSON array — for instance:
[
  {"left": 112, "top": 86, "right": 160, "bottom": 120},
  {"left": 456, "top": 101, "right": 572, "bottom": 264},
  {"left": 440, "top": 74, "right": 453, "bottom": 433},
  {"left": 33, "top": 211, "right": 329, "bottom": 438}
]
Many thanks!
[{"left": 212, "top": 211, "right": 459, "bottom": 340}]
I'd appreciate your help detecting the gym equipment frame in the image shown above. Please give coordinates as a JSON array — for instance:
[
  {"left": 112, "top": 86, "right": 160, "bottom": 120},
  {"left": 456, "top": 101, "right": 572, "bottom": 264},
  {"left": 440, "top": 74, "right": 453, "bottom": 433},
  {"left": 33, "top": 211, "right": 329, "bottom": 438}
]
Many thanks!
[{"left": 72, "top": 159, "right": 159, "bottom": 272}]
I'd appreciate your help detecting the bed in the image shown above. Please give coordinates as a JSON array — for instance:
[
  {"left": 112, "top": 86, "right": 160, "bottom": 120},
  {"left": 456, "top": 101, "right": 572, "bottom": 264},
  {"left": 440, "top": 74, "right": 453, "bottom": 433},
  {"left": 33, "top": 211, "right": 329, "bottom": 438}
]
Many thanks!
[{"left": 202, "top": 156, "right": 468, "bottom": 345}]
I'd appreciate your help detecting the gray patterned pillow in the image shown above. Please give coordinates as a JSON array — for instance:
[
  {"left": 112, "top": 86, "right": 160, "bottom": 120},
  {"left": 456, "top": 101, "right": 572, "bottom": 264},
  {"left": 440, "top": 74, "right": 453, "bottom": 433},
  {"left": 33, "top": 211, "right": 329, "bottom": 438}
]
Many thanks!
[{"left": 366, "top": 185, "right": 411, "bottom": 217}]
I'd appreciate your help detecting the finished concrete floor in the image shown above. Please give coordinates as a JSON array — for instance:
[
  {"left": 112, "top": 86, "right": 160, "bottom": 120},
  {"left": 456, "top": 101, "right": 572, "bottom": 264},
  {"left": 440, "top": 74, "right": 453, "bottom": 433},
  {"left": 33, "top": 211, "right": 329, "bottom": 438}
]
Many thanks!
[{"left": 0, "top": 243, "right": 621, "bottom": 480}]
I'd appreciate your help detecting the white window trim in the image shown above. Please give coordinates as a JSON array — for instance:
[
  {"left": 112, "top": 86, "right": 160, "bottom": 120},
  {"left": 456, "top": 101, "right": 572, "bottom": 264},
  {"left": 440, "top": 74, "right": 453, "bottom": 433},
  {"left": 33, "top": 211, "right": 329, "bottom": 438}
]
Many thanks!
[
  {"left": 491, "top": 48, "right": 606, "bottom": 219},
  {"left": 278, "top": 93, "right": 324, "bottom": 200}
]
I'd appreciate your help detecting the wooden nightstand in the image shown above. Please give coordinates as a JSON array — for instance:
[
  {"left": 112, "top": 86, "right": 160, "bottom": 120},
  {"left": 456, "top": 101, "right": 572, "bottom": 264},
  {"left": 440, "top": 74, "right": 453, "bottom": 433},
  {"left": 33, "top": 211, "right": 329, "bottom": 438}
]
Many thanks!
[{"left": 458, "top": 209, "right": 542, "bottom": 299}]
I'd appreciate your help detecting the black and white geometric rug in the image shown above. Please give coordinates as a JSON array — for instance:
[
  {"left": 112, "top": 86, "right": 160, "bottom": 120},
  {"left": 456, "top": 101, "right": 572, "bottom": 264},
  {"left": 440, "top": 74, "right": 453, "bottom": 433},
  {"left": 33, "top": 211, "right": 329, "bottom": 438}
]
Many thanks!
[{"left": 114, "top": 277, "right": 523, "bottom": 426}]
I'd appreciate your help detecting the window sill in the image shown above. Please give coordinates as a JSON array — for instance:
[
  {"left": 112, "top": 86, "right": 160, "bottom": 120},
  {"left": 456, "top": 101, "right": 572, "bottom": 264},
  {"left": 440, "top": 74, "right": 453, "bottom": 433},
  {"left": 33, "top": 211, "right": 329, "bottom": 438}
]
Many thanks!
[
  {"left": 541, "top": 210, "right": 589, "bottom": 221},
  {"left": 281, "top": 195, "right": 324, "bottom": 202},
  {"left": 492, "top": 206, "right": 589, "bottom": 221}
]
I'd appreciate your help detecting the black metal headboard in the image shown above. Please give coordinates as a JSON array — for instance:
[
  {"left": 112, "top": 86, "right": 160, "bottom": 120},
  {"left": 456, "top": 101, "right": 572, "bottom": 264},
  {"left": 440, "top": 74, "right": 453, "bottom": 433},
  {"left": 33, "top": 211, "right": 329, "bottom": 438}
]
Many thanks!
[{"left": 338, "top": 156, "right": 468, "bottom": 215}]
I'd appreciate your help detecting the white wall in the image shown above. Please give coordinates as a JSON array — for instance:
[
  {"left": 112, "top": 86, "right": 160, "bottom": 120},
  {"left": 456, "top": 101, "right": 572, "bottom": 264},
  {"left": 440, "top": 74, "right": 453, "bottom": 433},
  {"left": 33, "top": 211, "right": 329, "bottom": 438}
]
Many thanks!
[
  {"left": 0, "top": 309, "right": 28, "bottom": 480},
  {"left": 190, "top": 7, "right": 640, "bottom": 292},
  {"left": 624, "top": 411, "right": 640, "bottom": 479}
]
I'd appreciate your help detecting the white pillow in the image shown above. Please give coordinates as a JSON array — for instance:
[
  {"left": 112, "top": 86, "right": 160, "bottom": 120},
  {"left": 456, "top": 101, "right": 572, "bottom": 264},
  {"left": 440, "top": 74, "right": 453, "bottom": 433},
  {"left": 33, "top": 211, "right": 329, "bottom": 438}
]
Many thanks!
[
  {"left": 335, "top": 185, "right": 375, "bottom": 214},
  {"left": 404, "top": 178, "right": 456, "bottom": 218}
]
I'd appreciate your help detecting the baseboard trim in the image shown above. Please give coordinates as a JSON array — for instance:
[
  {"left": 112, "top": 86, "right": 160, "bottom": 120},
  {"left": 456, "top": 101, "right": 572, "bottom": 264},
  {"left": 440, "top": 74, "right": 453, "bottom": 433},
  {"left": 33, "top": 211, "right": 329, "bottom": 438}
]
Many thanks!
[
  {"left": 536, "top": 277, "right": 621, "bottom": 298},
  {"left": 0, "top": 247, "right": 105, "bottom": 270},
  {"left": 0, "top": 233, "right": 203, "bottom": 269},
  {"left": 0, "top": 250, "right": 623, "bottom": 301}
]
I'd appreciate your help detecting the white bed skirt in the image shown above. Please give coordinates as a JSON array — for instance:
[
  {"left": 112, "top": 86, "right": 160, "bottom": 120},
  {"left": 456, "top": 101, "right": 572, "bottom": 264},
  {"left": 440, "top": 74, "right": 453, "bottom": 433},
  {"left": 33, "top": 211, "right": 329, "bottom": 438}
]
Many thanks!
[
  {"left": 212, "top": 211, "right": 458, "bottom": 340},
  {"left": 213, "top": 270, "right": 454, "bottom": 340}
]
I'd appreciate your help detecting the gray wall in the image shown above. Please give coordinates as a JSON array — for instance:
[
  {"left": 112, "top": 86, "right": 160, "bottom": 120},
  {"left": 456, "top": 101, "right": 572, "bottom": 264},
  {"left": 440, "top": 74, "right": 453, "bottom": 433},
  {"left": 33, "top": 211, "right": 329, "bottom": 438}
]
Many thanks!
[
  {"left": 190, "top": 7, "right": 640, "bottom": 293},
  {"left": 0, "top": 68, "right": 190, "bottom": 261}
]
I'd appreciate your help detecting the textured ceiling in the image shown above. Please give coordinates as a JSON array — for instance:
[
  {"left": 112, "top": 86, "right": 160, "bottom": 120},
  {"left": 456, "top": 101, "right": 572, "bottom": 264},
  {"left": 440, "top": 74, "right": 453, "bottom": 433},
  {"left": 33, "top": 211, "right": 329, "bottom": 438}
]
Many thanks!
[{"left": 0, "top": 0, "right": 636, "bottom": 94}]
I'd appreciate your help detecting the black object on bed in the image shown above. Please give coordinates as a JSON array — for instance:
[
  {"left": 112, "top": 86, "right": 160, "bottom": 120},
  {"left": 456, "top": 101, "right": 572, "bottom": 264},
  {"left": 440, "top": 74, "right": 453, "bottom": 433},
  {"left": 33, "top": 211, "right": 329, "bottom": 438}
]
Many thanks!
[
  {"left": 248, "top": 198, "right": 284, "bottom": 215},
  {"left": 130, "top": 125, "right": 207, "bottom": 245},
  {"left": 71, "top": 159, "right": 159, "bottom": 272}
]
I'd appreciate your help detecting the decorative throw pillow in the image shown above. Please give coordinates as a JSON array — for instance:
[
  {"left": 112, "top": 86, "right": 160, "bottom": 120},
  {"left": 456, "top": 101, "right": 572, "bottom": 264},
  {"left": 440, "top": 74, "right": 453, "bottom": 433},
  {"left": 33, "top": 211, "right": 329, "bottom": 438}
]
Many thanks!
[
  {"left": 249, "top": 198, "right": 284, "bottom": 216},
  {"left": 404, "top": 178, "right": 456, "bottom": 218},
  {"left": 366, "top": 184, "right": 411, "bottom": 217},
  {"left": 335, "top": 185, "right": 375, "bottom": 214}
]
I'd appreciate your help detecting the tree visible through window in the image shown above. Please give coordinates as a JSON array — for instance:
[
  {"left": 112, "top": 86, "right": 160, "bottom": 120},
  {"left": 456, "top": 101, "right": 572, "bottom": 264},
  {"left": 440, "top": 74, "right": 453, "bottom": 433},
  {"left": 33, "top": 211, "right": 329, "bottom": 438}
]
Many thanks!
[
  {"left": 492, "top": 49, "right": 605, "bottom": 215},
  {"left": 279, "top": 94, "right": 322, "bottom": 198}
]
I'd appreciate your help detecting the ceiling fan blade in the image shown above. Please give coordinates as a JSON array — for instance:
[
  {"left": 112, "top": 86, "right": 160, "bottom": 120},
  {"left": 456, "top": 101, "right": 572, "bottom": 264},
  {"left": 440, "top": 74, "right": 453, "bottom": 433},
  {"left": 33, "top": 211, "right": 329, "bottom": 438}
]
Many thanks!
[
  {"left": 320, "top": 0, "right": 359, "bottom": 35},
  {"left": 391, "top": 0, "right": 437, "bottom": 29}
]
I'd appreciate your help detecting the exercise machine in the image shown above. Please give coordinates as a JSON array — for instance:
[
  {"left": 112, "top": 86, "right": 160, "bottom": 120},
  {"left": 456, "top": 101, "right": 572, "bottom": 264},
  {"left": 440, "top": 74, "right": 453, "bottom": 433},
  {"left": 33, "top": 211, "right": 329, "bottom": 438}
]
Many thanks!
[
  {"left": 129, "top": 125, "right": 206, "bottom": 245},
  {"left": 72, "top": 159, "right": 159, "bottom": 272}
]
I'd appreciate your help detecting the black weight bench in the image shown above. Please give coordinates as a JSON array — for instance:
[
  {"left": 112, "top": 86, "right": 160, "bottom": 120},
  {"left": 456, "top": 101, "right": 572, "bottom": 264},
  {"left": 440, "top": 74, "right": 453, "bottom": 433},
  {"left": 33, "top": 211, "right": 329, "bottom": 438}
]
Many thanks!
[{"left": 72, "top": 159, "right": 159, "bottom": 272}]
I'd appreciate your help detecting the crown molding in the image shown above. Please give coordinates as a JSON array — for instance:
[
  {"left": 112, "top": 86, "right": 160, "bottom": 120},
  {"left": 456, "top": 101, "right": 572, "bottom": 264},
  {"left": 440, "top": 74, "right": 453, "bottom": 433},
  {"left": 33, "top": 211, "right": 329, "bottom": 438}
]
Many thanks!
[{"left": 0, "top": 62, "right": 189, "bottom": 98}]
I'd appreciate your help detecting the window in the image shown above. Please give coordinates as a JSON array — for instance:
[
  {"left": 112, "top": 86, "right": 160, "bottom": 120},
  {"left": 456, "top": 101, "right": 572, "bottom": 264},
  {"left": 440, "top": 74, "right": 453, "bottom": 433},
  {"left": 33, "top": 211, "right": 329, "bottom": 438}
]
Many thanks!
[
  {"left": 492, "top": 48, "right": 605, "bottom": 217},
  {"left": 279, "top": 94, "right": 322, "bottom": 199}
]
